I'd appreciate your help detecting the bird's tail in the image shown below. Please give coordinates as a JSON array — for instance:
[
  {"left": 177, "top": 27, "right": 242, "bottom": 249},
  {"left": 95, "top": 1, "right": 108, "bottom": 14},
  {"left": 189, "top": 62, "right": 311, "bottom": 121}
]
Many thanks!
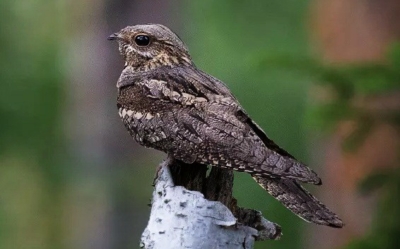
[{"left": 252, "top": 176, "right": 343, "bottom": 228}]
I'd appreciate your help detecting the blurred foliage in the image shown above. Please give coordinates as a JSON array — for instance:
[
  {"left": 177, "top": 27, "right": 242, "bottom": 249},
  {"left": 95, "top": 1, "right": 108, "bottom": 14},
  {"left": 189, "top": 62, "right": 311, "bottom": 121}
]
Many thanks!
[
  {"left": 348, "top": 167, "right": 400, "bottom": 249},
  {"left": 258, "top": 43, "right": 400, "bottom": 145},
  {"left": 260, "top": 42, "right": 400, "bottom": 249},
  {"left": 309, "top": 45, "right": 400, "bottom": 137},
  {"left": 309, "top": 45, "right": 400, "bottom": 249},
  {"left": 0, "top": 0, "right": 66, "bottom": 249}
]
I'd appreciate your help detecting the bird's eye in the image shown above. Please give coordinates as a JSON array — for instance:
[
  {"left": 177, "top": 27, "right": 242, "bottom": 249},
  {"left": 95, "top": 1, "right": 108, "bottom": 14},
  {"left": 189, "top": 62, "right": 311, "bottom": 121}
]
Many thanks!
[{"left": 134, "top": 35, "right": 150, "bottom": 46}]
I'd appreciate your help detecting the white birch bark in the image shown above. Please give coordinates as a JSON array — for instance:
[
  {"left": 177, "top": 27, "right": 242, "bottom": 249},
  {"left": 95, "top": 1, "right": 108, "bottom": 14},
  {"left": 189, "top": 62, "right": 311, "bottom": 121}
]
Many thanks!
[{"left": 140, "top": 160, "right": 281, "bottom": 249}]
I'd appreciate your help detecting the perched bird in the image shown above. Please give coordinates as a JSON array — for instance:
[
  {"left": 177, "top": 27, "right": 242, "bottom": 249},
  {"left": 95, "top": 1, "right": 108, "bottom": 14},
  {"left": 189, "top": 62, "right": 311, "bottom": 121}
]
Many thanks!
[{"left": 108, "top": 24, "right": 343, "bottom": 228}]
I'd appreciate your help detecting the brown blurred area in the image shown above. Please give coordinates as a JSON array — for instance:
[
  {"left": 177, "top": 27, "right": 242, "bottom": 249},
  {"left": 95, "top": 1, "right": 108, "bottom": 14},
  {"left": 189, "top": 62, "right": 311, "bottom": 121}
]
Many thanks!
[
  {"left": 308, "top": 0, "right": 400, "bottom": 248},
  {"left": 311, "top": 0, "right": 400, "bottom": 63}
]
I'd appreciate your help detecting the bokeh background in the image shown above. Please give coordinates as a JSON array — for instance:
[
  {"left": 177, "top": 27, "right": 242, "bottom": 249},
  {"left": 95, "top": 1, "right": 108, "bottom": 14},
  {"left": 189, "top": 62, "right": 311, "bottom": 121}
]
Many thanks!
[{"left": 1, "top": 0, "right": 400, "bottom": 249}]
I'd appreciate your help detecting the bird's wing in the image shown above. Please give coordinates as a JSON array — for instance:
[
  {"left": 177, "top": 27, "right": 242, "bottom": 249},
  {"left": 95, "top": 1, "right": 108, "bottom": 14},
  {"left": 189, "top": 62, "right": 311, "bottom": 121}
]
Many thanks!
[
  {"left": 253, "top": 175, "right": 343, "bottom": 227},
  {"left": 120, "top": 66, "right": 321, "bottom": 184},
  {"left": 183, "top": 67, "right": 313, "bottom": 160},
  {"left": 179, "top": 66, "right": 321, "bottom": 184}
]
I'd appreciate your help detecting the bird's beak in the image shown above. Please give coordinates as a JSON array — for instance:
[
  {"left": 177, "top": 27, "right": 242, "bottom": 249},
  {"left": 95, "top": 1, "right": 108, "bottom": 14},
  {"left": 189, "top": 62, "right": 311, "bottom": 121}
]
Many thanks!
[{"left": 108, "top": 33, "right": 120, "bottom": 41}]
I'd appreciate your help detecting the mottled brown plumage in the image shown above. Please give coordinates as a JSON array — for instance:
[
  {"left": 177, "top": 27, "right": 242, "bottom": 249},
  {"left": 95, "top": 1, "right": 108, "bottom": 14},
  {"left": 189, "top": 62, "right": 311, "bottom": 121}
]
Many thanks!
[{"left": 109, "top": 24, "right": 343, "bottom": 228}]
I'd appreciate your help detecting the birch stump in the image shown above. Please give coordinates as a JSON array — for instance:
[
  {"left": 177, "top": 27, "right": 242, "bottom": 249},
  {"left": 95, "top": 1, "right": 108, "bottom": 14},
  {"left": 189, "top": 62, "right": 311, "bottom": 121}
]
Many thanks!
[{"left": 140, "top": 156, "right": 282, "bottom": 249}]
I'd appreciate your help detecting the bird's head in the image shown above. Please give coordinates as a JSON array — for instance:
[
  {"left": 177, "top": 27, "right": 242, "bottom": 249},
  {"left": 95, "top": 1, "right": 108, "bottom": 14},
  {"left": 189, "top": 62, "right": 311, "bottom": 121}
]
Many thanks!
[{"left": 108, "top": 24, "right": 192, "bottom": 70}]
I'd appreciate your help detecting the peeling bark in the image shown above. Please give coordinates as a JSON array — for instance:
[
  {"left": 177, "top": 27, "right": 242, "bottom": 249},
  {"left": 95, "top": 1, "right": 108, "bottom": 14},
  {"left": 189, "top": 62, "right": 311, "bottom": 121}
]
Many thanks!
[{"left": 140, "top": 157, "right": 281, "bottom": 249}]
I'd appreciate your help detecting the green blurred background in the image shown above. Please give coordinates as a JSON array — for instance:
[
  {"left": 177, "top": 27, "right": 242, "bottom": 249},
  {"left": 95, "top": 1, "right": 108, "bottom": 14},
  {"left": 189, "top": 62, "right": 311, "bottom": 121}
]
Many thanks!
[{"left": 1, "top": 0, "right": 400, "bottom": 249}]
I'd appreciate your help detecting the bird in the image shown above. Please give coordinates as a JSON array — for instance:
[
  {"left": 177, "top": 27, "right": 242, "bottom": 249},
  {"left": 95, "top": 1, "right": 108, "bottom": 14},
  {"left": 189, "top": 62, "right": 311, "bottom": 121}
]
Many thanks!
[{"left": 108, "top": 24, "right": 343, "bottom": 228}]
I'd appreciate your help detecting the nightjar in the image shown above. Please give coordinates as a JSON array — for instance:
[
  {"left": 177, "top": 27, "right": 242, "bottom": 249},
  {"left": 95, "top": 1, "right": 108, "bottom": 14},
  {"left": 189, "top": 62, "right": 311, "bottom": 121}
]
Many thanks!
[{"left": 108, "top": 24, "right": 343, "bottom": 228}]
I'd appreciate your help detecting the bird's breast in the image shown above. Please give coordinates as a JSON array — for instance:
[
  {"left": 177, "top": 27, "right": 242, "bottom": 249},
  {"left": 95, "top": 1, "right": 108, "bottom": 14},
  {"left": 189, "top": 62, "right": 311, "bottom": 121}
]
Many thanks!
[
  {"left": 117, "top": 85, "right": 172, "bottom": 147},
  {"left": 118, "top": 106, "right": 169, "bottom": 147}
]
